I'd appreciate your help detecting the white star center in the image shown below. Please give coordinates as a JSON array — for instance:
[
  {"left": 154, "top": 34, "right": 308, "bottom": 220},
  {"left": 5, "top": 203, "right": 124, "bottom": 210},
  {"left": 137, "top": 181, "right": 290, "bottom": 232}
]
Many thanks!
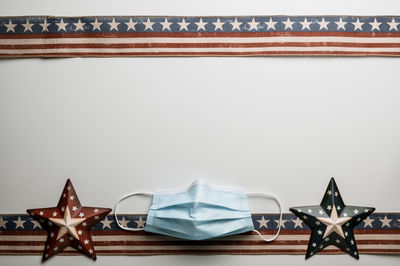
[
  {"left": 49, "top": 207, "right": 86, "bottom": 240},
  {"left": 317, "top": 205, "right": 351, "bottom": 239}
]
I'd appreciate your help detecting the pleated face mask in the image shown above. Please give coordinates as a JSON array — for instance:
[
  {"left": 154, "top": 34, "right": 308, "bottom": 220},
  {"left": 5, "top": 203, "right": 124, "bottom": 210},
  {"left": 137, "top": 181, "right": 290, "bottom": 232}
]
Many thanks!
[{"left": 114, "top": 179, "right": 282, "bottom": 241}]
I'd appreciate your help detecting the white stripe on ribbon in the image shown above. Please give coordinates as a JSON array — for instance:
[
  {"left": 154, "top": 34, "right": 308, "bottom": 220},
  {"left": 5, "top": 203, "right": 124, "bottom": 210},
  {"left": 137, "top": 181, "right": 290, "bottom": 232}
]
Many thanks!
[
  {"left": 0, "top": 36, "right": 400, "bottom": 45},
  {"left": 0, "top": 233, "right": 399, "bottom": 242},
  {"left": 1, "top": 46, "right": 400, "bottom": 55},
  {"left": 0, "top": 244, "right": 399, "bottom": 251}
]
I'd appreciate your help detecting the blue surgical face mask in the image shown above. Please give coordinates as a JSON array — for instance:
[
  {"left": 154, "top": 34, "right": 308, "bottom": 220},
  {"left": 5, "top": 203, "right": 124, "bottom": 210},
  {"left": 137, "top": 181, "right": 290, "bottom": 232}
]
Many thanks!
[{"left": 114, "top": 179, "right": 282, "bottom": 242}]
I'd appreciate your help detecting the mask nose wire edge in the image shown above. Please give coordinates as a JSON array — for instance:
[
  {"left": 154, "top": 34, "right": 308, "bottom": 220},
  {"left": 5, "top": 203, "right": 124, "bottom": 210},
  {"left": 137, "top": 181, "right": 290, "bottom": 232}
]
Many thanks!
[
  {"left": 245, "top": 192, "right": 283, "bottom": 242},
  {"left": 114, "top": 191, "right": 154, "bottom": 231}
]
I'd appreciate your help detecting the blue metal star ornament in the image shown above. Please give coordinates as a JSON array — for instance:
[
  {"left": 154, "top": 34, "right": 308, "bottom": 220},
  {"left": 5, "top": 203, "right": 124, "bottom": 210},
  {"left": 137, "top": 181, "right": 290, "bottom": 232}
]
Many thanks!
[{"left": 289, "top": 177, "right": 375, "bottom": 259}]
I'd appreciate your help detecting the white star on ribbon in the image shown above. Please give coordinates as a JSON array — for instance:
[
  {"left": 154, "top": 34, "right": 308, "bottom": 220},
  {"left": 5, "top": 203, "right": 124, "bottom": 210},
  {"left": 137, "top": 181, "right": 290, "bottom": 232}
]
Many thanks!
[
  {"left": 56, "top": 19, "right": 68, "bottom": 32},
  {"left": 40, "top": 19, "right": 50, "bottom": 32},
  {"left": 300, "top": 18, "right": 312, "bottom": 30},
  {"left": 265, "top": 18, "right": 277, "bottom": 30},
  {"left": 143, "top": 18, "right": 154, "bottom": 31},
  {"left": 388, "top": 18, "right": 399, "bottom": 31},
  {"left": 178, "top": 18, "right": 189, "bottom": 31},
  {"left": 4, "top": 20, "right": 16, "bottom": 32},
  {"left": 248, "top": 18, "right": 259, "bottom": 31},
  {"left": 22, "top": 19, "right": 34, "bottom": 32},
  {"left": 135, "top": 216, "right": 146, "bottom": 228},
  {"left": 91, "top": 18, "right": 102, "bottom": 31},
  {"left": 380, "top": 215, "right": 392, "bottom": 228},
  {"left": 352, "top": 18, "right": 364, "bottom": 31},
  {"left": 195, "top": 18, "right": 207, "bottom": 31},
  {"left": 74, "top": 19, "right": 85, "bottom": 32},
  {"left": 256, "top": 216, "right": 269, "bottom": 229},
  {"left": 369, "top": 18, "right": 381, "bottom": 31},
  {"left": 292, "top": 217, "right": 303, "bottom": 228},
  {"left": 283, "top": 18, "right": 294, "bottom": 30},
  {"left": 31, "top": 220, "right": 42, "bottom": 229},
  {"left": 49, "top": 207, "right": 85, "bottom": 240},
  {"left": 230, "top": 18, "right": 242, "bottom": 31},
  {"left": 275, "top": 218, "right": 287, "bottom": 228},
  {"left": 213, "top": 18, "right": 224, "bottom": 31},
  {"left": 13, "top": 216, "right": 26, "bottom": 229},
  {"left": 108, "top": 18, "right": 120, "bottom": 31},
  {"left": 125, "top": 18, "right": 136, "bottom": 31},
  {"left": 160, "top": 18, "right": 172, "bottom": 31},
  {"left": 363, "top": 216, "right": 374, "bottom": 228},
  {"left": 100, "top": 216, "right": 113, "bottom": 229},
  {"left": 335, "top": 17, "right": 347, "bottom": 30},
  {"left": 318, "top": 18, "right": 329, "bottom": 30},
  {"left": 118, "top": 216, "right": 129, "bottom": 227},
  {"left": 0, "top": 217, "right": 8, "bottom": 229}
]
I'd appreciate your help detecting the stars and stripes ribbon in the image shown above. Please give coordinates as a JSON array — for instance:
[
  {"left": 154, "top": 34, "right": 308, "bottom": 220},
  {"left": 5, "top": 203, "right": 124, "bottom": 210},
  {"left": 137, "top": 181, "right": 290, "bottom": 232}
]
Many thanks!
[
  {"left": 0, "top": 16, "right": 399, "bottom": 57},
  {"left": 1, "top": 213, "right": 399, "bottom": 255}
]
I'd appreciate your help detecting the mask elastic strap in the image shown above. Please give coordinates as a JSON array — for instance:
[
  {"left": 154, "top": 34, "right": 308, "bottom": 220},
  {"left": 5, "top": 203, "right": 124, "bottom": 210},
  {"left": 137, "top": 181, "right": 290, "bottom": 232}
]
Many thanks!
[
  {"left": 245, "top": 192, "right": 283, "bottom": 242},
  {"left": 114, "top": 192, "right": 154, "bottom": 231}
]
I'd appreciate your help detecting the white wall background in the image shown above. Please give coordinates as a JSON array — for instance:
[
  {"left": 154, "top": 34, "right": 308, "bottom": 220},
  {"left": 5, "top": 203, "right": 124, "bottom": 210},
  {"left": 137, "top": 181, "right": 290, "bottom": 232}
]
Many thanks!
[{"left": 0, "top": 0, "right": 399, "bottom": 265}]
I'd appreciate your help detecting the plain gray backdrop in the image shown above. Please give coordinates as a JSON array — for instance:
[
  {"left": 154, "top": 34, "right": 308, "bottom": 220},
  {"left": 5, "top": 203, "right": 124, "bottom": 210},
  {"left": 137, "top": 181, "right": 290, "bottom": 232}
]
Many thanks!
[{"left": 0, "top": 0, "right": 399, "bottom": 265}]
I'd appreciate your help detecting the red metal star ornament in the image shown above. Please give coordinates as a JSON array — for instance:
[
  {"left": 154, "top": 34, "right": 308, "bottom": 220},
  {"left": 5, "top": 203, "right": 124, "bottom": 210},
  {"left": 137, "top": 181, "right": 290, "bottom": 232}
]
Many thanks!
[{"left": 27, "top": 179, "right": 111, "bottom": 261}]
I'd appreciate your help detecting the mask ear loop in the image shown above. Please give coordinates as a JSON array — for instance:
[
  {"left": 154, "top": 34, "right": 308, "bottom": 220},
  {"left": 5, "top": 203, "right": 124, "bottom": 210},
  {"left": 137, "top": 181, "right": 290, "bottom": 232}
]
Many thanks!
[
  {"left": 114, "top": 192, "right": 154, "bottom": 231},
  {"left": 245, "top": 192, "right": 283, "bottom": 242}
]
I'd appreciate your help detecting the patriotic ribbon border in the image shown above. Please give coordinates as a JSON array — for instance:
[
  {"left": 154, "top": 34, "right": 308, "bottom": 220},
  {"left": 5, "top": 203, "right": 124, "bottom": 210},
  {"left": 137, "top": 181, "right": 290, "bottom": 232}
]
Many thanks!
[
  {"left": 0, "top": 16, "right": 400, "bottom": 57},
  {"left": 1, "top": 213, "right": 399, "bottom": 255}
]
